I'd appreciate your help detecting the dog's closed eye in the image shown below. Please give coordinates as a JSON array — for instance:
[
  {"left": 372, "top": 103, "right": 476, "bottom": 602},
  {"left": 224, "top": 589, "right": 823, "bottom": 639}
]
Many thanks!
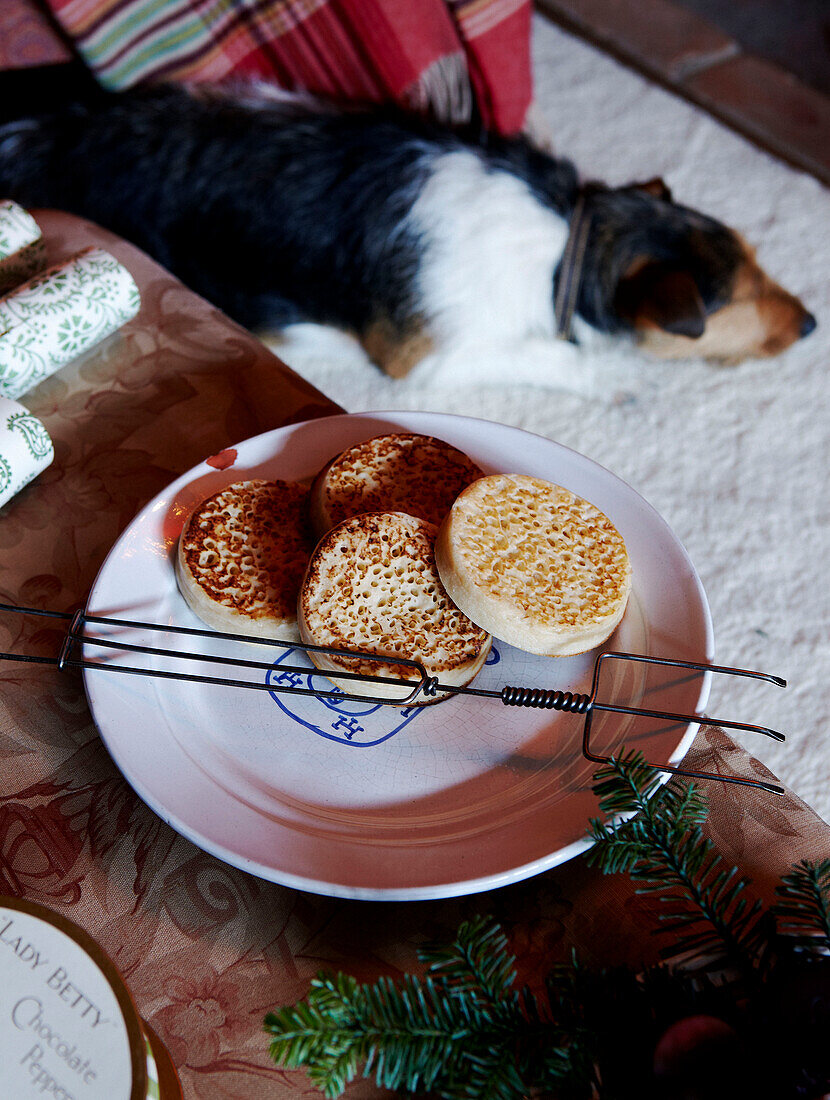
[
  {"left": 614, "top": 263, "right": 707, "bottom": 340},
  {"left": 613, "top": 238, "right": 815, "bottom": 363}
]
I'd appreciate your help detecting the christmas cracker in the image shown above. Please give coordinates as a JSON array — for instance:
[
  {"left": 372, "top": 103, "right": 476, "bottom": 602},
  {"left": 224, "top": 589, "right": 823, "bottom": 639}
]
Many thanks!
[
  {"left": 0, "top": 396, "right": 54, "bottom": 509},
  {"left": 0, "top": 247, "right": 141, "bottom": 400},
  {"left": 0, "top": 200, "right": 46, "bottom": 294}
]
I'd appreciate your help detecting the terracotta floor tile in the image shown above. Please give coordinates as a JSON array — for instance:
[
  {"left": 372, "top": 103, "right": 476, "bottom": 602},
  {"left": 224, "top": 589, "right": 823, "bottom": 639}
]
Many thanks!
[
  {"left": 682, "top": 54, "right": 830, "bottom": 182},
  {"left": 537, "top": 0, "right": 830, "bottom": 186},
  {"left": 537, "top": 0, "right": 736, "bottom": 81},
  {"left": 673, "top": 0, "right": 830, "bottom": 97}
]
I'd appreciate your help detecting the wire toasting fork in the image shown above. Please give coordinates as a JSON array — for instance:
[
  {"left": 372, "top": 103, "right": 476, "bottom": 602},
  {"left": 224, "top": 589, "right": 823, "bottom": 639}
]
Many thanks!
[{"left": 0, "top": 602, "right": 787, "bottom": 795}]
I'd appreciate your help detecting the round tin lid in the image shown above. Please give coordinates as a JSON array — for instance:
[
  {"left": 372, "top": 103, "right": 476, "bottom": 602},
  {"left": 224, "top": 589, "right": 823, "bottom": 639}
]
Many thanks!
[{"left": 0, "top": 894, "right": 174, "bottom": 1099}]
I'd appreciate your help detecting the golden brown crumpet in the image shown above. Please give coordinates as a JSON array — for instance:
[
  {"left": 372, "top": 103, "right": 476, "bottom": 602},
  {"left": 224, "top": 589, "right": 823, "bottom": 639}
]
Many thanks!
[
  {"left": 309, "top": 432, "right": 484, "bottom": 539},
  {"left": 435, "top": 475, "right": 632, "bottom": 657},
  {"left": 176, "top": 479, "right": 312, "bottom": 640},
  {"left": 298, "top": 512, "right": 492, "bottom": 703}
]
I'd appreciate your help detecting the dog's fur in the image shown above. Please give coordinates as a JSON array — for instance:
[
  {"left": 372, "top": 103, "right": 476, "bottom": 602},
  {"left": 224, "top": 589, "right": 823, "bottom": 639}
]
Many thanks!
[{"left": 0, "top": 71, "right": 815, "bottom": 378}]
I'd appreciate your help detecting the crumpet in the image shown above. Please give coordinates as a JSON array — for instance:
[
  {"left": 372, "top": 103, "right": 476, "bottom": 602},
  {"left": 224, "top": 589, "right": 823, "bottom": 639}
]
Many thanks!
[
  {"left": 309, "top": 432, "right": 483, "bottom": 539},
  {"left": 298, "top": 511, "right": 492, "bottom": 702},
  {"left": 176, "top": 479, "right": 312, "bottom": 640},
  {"left": 434, "top": 474, "right": 631, "bottom": 657}
]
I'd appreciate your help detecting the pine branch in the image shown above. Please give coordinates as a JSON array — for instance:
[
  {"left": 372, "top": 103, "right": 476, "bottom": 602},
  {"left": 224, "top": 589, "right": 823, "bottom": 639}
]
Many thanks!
[
  {"left": 265, "top": 917, "right": 595, "bottom": 1099},
  {"left": 266, "top": 970, "right": 468, "bottom": 1097},
  {"left": 773, "top": 858, "right": 830, "bottom": 956},
  {"left": 419, "top": 914, "right": 517, "bottom": 1003},
  {"left": 264, "top": 755, "right": 826, "bottom": 1099},
  {"left": 585, "top": 751, "right": 765, "bottom": 976}
]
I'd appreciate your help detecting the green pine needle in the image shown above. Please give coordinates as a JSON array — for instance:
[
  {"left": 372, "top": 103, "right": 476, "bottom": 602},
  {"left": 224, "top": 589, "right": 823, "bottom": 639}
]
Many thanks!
[
  {"left": 419, "top": 914, "right": 517, "bottom": 1002},
  {"left": 773, "top": 858, "right": 830, "bottom": 955},
  {"left": 585, "top": 750, "right": 764, "bottom": 975},
  {"left": 264, "top": 917, "right": 591, "bottom": 1099},
  {"left": 266, "top": 970, "right": 465, "bottom": 1097},
  {"left": 265, "top": 753, "right": 829, "bottom": 1098}
]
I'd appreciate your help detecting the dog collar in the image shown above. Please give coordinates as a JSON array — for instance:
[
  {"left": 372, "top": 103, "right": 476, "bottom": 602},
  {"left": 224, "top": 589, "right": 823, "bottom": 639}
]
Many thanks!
[{"left": 554, "top": 193, "right": 592, "bottom": 342}]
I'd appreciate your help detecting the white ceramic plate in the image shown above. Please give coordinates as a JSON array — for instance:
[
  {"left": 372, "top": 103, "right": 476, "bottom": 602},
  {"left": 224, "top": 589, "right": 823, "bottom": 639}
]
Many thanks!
[{"left": 84, "top": 411, "right": 713, "bottom": 900}]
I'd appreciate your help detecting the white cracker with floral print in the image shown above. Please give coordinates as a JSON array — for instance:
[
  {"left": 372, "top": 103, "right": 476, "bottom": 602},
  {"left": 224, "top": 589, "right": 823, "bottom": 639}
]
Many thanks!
[
  {"left": 0, "top": 395, "right": 54, "bottom": 509},
  {"left": 0, "top": 247, "right": 141, "bottom": 399},
  {"left": 0, "top": 200, "right": 46, "bottom": 294}
]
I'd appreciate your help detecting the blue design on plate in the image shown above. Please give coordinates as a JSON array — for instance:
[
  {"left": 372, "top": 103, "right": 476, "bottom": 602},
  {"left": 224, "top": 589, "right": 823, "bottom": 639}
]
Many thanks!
[
  {"left": 265, "top": 648, "right": 423, "bottom": 747},
  {"left": 265, "top": 643, "right": 503, "bottom": 747}
]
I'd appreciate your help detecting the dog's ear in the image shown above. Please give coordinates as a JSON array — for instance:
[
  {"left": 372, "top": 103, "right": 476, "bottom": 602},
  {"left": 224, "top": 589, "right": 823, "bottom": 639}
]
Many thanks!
[
  {"left": 615, "top": 262, "right": 707, "bottom": 338},
  {"left": 631, "top": 177, "right": 673, "bottom": 202}
]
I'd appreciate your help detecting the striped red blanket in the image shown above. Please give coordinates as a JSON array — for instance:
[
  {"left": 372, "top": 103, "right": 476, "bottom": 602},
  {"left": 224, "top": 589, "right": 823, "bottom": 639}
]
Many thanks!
[{"left": 42, "top": 0, "right": 533, "bottom": 133}]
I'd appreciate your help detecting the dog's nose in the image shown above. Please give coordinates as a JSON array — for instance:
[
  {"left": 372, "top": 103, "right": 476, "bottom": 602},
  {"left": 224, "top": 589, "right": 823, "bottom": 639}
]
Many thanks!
[{"left": 800, "top": 311, "right": 817, "bottom": 338}]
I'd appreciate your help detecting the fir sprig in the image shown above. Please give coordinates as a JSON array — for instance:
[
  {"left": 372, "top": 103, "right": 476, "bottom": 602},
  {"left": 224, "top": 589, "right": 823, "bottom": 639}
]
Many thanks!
[
  {"left": 773, "top": 858, "right": 830, "bottom": 956},
  {"left": 265, "top": 752, "right": 830, "bottom": 1097},
  {"left": 266, "top": 916, "right": 590, "bottom": 1099},
  {"left": 419, "top": 914, "right": 517, "bottom": 1002},
  {"left": 266, "top": 969, "right": 463, "bottom": 1097},
  {"left": 585, "top": 751, "right": 765, "bottom": 975}
]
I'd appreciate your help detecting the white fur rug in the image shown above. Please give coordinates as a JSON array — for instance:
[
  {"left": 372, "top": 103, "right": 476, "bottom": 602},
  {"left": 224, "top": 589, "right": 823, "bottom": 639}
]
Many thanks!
[{"left": 263, "top": 16, "right": 830, "bottom": 821}]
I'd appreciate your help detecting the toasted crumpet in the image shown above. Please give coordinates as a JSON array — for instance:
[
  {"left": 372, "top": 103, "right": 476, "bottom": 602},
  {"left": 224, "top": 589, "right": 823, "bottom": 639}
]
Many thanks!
[
  {"left": 176, "top": 479, "right": 312, "bottom": 641},
  {"left": 434, "top": 475, "right": 631, "bottom": 657},
  {"left": 298, "top": 511, "right": 492, "bottom": 703},
  {"left": 309, "top": 432, "right": 484, "bottom": 539}
]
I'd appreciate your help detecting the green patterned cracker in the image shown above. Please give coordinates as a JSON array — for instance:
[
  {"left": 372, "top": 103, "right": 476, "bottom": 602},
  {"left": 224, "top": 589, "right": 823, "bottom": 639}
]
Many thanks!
[
  {"left": 0, "top": 200, "right": 46, "bottom": 294},
  {"left": 0, "top": 396, "right": 54, "bottom": 508},
  {"left": 0, "top": 247, "right": 141, "bottom": 399}
]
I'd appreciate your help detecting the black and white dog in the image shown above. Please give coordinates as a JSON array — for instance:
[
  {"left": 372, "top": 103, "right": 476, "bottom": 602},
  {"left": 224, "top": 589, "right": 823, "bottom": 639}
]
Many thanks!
[{"left": 0, "top": 70, "right": 815, "bottom": 378}]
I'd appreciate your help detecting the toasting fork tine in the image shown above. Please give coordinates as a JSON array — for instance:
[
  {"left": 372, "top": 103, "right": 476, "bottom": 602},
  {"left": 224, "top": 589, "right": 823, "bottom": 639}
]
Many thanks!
[{"left": 0, "top": 602, "right": 786, "bottom": 795}]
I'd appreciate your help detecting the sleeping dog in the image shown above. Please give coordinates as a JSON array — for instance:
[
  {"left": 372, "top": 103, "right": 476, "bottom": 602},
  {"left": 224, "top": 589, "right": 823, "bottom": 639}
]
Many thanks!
[{"left": 0, "top": 74, "right": 815, "bottom": 378}]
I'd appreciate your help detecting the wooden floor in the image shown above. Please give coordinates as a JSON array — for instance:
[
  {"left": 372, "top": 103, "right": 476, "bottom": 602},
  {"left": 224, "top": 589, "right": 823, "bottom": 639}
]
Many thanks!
[{"left": 537, "top": 0, "right": 830, "bottom": 186}]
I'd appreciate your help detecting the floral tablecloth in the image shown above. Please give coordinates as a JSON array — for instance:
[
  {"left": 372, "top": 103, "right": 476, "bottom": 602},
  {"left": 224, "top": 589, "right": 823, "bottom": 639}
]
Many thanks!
[{"left": 1, "top": 211, "right": 828, "bottom": 1099}]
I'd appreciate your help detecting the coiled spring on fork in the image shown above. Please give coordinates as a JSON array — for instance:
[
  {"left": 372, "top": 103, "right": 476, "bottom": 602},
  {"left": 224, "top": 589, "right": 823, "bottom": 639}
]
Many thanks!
[{"left": 499, "top": 686, "right": 591, "bottom": 712}]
